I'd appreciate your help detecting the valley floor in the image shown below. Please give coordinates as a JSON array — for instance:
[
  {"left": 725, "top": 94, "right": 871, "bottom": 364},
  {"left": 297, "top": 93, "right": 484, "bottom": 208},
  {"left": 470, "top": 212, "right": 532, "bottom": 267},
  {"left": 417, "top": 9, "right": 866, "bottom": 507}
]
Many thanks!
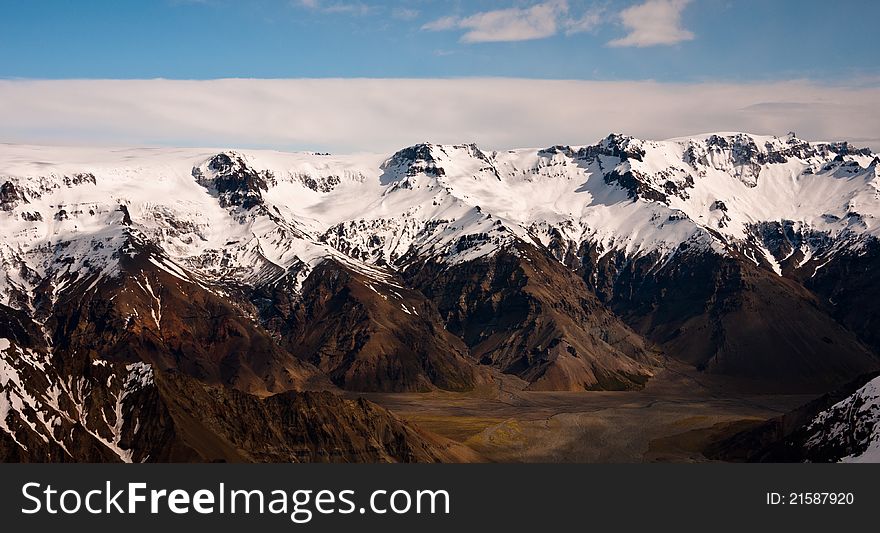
[{"left": 355, "top": 361, "right": 816, "bottom": 463}]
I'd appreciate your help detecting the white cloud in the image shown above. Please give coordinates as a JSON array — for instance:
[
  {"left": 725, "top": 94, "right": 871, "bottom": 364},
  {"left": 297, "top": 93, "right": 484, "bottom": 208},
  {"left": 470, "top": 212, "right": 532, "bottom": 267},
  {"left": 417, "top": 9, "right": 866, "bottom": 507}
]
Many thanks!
[
  {"left": 564, "top": 6, "right": 605, "bottom": 35},
  {"left": 0, "top": 78, "right": 878, "bottom": 153},
  {"left": 422, "top": 15, "right": 460, "bottom": 31},
  {"left": 422, "top": 1, "right": 572, "bottom": 43},
  {"left": 608, "top": 0, "right": 694, "bottom": 47}
]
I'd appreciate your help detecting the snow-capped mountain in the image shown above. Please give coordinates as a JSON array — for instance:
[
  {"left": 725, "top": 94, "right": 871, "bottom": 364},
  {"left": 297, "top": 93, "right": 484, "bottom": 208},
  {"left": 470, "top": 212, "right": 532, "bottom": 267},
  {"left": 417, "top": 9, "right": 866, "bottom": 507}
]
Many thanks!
[
  {"left": 804, "top": 374, "right": 880, "bottom": 462},
  {"left": 2, "top": 133, "right": 877, "bottom": 305},
  {"left": 2, "top": 132, "right": 880, "bottom": 461}
]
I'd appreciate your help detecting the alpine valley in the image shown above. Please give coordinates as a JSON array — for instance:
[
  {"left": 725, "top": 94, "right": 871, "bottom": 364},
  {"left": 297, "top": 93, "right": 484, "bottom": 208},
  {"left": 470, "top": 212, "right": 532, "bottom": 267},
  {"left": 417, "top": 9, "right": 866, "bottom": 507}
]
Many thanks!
[{"left": 2, "top": 132, "right": 879, "bottom": 463}]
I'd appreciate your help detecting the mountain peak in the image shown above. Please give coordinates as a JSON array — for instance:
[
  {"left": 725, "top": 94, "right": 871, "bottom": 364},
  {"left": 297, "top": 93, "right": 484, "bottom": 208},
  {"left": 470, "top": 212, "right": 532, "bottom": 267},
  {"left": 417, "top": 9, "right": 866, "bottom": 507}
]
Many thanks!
[
  {"left": 383, "top": 143, "right": 444, "bottom": 177},
  {"left": 193, "top": 151, "right": 275, "bottom": 210}
]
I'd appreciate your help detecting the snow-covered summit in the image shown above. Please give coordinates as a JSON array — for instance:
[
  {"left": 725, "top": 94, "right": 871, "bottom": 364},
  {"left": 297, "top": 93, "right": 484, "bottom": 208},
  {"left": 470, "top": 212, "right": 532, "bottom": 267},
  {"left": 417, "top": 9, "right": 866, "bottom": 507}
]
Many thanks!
[{"left": 0, "top": 133, "right": 877, "bottom": 310}]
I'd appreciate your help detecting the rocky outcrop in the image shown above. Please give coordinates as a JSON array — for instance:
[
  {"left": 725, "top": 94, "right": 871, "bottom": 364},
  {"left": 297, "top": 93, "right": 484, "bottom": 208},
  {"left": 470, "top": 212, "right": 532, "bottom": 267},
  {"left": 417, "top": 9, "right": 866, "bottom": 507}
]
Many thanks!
[
  {"left": 0, "top": 181, "right": 24, "bottom": 211},
  {"left": 193, "top": 152, "right": 274, "bottom": 210}
]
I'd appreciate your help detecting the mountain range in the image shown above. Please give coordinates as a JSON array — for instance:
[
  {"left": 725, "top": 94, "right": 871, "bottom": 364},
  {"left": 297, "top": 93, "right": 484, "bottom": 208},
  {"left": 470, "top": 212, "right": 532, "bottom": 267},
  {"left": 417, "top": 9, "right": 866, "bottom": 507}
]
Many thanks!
[{"left": 1, "top": 132, "right": 879, "bottom": 462}]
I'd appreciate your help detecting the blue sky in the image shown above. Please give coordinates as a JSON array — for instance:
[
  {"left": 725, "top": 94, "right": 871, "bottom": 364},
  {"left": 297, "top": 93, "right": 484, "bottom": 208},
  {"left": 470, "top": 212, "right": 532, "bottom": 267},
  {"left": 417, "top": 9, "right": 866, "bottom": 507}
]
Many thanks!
[
  {"left": 1, "top": 0, "right": 878, "bottom": 82},
  {"left": 1, "top": 1, "right": 879, "bottom": 152}
]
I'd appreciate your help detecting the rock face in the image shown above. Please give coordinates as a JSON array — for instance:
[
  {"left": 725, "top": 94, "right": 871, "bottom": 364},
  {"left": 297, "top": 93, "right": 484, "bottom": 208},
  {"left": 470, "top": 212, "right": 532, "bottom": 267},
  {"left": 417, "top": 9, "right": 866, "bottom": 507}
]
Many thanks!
[
  {"left": 0, "top": 181, "right": 24, "bottom": 211},
  {"left": 143, "top": 369, "right": 480, "bottom": 463},
  {"left": 255, "top": 259, "right": 478, "bottom": 393},
  {"left": 405, "top": 244, "right": 655, "bottom": 391},
  {"left": 194, "top": 152, "right": 273, "bottom": 210},
  {"left": 0, "top": 347, "right": 473, "bottom": 463},
  {"left": 804, "top": 240, "right": 880, "bottom": 353},
  {"left": 557, "top": 245, "right": 878, "bottom": 392},
  {"left": 46, "top": 237, "right": 330, "bottom": 396},
  {"left": 0, "top": 297, "right": 474, "bottom": 463}
]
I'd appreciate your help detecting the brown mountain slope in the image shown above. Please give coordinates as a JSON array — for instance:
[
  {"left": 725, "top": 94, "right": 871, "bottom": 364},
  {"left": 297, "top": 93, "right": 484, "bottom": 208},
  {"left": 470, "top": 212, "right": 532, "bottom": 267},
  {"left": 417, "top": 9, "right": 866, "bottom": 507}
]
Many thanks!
[
  {"left": 574, "top": 246, "right": 880, "bottom": 392},
  {"left": 141, "top": 369, "right": 482, "bottom": 463},
  {"left": 0, "top": 352, "right": 479, "bottom": 463},
  {"left": 45, "top": 239, "right": 330, "bottom": 396},
  {"left": 255, "top": 259, "right": 480, "bottom": 393},
  {"left": 404, "top": 244, "right": 658, "bottom": 391},
  {"left": 0, "top": 304, "right": 124, "bottom": 462},
  {"left": 1, "top": 299, "right": 478, "bottom": 463}
]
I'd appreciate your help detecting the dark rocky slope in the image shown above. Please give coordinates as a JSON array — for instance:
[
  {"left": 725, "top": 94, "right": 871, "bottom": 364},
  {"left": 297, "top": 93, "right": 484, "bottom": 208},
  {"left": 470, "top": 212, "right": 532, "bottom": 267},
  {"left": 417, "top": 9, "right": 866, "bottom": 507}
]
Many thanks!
[
  {"left": 45, "top": 237, "right": 329, "bottom": 396},
  {"left": 255, "top": 260, "right": 479, "bottom": 393},
  {"left": 405, "top": 244, "right": 657, "bottom": 391},
  {"left": 542, "top": 235, "right": 880, "bottom": 393},
  {"left": 130, "top": 369, "right": 482, "bottom": 463}
]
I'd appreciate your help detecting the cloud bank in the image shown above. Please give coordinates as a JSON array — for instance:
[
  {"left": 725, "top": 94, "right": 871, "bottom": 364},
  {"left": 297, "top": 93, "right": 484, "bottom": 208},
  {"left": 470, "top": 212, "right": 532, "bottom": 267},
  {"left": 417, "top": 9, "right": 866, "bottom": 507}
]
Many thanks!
[{"left": 0, "top": 78, "right": 878, "bottom": 153}]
